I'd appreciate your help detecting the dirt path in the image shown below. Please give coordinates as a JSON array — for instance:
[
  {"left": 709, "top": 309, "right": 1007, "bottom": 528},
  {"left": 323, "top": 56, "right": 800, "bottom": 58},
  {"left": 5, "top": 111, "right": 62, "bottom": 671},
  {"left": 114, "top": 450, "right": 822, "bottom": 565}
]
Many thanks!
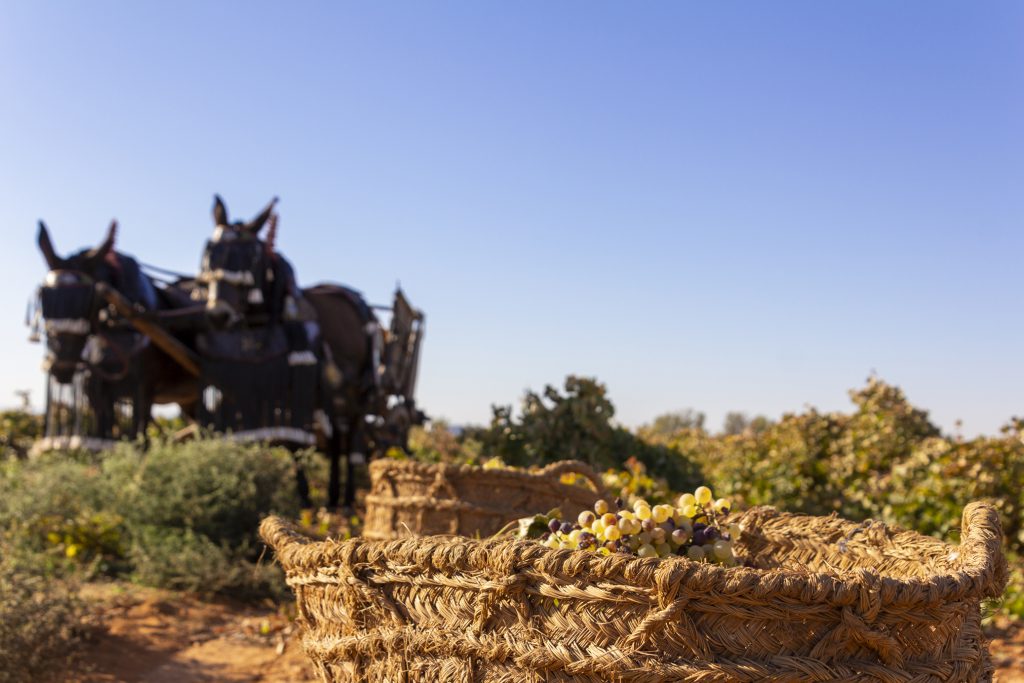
[
  {"left": 74, "top": 584, "right": 315, "bottom": 683},
  {"left": 72, "top": 582, "right": 1023, "bottom": 682},
  {"left": 990, "top": 618, "right": 1024, "bottom": 683}
]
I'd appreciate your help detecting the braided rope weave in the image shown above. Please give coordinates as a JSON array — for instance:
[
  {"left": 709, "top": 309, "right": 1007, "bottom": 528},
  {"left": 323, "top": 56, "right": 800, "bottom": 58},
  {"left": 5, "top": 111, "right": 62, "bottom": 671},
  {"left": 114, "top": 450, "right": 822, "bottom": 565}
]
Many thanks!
[
  {"left": 363, "top": 459, "right": 605, "bottom": 540},
  {"left": 262, "top": 502, "right": 1007, "bottom": 682}
]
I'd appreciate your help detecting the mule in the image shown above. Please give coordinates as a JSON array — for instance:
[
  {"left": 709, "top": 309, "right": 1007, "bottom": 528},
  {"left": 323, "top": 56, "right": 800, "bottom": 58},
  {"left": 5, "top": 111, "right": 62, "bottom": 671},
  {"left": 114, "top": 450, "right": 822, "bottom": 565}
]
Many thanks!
[
  {"left": 199, "top": 195, "right": 413, "bottom": 508},
  {"left": 35, "top": 220, "right": 199, "bottom": 441}
]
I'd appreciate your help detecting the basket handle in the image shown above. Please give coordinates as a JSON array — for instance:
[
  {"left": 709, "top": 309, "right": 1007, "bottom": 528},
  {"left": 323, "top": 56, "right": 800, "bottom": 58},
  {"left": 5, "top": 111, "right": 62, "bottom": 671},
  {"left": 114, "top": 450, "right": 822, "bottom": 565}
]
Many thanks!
[
  {"left": 259, "top": 515, "right": 312, "bottom": 559},
  {"left": 958, "top": 502, "right": 1009, "bottom": 599},
  {"left": 536, "top": 460, "right": 606, "bottom": 496}
]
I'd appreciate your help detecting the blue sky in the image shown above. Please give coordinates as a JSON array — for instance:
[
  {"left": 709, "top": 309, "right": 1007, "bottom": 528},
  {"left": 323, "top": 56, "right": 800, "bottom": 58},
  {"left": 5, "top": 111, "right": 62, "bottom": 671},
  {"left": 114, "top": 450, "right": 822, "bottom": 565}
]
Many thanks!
[{"left": 1, "top": 2, "right": 1021, "bottom": 436}]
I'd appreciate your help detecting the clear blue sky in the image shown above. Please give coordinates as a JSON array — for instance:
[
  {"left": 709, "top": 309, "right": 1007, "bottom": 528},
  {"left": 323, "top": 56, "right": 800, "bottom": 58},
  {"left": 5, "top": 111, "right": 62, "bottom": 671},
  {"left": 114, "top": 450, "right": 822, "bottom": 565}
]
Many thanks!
[{"left": 1, "top": 2, "right": 1021, "bottom": 436}]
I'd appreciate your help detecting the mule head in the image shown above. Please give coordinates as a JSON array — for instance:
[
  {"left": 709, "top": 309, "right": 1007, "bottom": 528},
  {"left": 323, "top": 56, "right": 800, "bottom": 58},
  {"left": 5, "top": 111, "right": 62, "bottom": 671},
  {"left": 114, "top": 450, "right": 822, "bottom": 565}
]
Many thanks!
[
  {"left": 200, "top": 195, "right": 279, "bottom": 330},
  {"left": 35, "top": 220, "right": 117, "bottom": 383}
]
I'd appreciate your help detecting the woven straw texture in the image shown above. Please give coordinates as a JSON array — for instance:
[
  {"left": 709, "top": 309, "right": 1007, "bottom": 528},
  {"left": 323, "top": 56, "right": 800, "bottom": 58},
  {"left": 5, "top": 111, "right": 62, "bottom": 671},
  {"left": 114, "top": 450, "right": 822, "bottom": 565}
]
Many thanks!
[
  {"left": 261, "top": 502, "right": 1007, "bottom": 683},
  {"left": 363, "top": 459, "right": 605, "bottom": 540}
]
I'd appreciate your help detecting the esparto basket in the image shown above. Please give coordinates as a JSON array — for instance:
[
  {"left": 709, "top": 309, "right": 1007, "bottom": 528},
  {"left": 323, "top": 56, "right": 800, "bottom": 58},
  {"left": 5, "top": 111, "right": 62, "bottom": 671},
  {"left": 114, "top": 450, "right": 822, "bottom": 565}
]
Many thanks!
[
  {"left": 363, "top": 459, "right": 605, "bottom": 540},
  {"left": 261, "top": 502, "right": 1008, "bottom": 682}
]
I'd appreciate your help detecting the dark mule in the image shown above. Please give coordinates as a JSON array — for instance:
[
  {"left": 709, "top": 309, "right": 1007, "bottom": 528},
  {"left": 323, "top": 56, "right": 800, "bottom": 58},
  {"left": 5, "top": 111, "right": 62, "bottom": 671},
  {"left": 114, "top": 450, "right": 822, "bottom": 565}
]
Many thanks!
[
  {"left": 35, "top": 221, "right": 198, "bottom": 441},
  {"left": 199, "top": 195, "right": 413, "bottom": 509}
]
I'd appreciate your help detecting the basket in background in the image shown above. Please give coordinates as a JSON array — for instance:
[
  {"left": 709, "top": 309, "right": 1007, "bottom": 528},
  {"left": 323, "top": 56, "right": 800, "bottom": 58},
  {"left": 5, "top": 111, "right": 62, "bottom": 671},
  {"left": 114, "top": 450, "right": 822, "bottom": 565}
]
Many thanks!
[{"left": 363, "top": 458, "right": 605, "bottom": 540}]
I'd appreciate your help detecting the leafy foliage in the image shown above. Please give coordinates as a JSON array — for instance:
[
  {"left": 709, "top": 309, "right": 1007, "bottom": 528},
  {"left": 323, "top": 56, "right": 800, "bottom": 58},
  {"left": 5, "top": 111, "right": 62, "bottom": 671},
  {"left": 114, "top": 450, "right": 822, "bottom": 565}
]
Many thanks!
[
  {"left": 0, "top": 410, "right": 43, "bottom": 460},
  {"left": 0, "top": 439, "right": 301, "bottom": 597},
  {"left": 0, "top": 555, "right": 84, "bottom": 683},
  {"left": 480, "top": 376, "right": 704, "bottom": 491}
]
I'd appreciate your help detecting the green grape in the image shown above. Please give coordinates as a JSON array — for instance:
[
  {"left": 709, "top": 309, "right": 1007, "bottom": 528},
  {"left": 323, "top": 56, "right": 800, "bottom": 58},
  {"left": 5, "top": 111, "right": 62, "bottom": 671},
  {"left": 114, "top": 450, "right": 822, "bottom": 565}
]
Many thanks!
[
  {"left": 536, "top": 480, "right": 738, "bottom": 565},
  {"left": 652, "top": 505, "right": 671, "bottom": 524},
  {"left": 695, "top": 486, "right": 712, "bottom": 506}
]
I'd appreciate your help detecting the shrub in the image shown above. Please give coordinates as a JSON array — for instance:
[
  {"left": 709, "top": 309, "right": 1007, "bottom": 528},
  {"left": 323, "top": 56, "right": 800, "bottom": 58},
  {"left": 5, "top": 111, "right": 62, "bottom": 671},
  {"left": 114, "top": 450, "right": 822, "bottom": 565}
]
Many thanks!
[
  {"left": 0, "top": 556, "right": 84, "bottom": 683},
  {"left": 0, "top": 454, "right": 122, "bottom": 576},
  {"left": 0, "top": 439, "right": 302, "bottom": 598},
  {"left": 479, "top": 376, "right": 704, "bottom": 490},
  {"left": 105, "top": 439, "right": 300, "bottom": 550},
  {"left": 0, "top": 410, "right": 43, "bottom": 461},
  {"left": 405, "top": 419, "right": 484, "bottom": 464},
  {"left": 104, "top": 439, "right": 301, "bottom": 596}
]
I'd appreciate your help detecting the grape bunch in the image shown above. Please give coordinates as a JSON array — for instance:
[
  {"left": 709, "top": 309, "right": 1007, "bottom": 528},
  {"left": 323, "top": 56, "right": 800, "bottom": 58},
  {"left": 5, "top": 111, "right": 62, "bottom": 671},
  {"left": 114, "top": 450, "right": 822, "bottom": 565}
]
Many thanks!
[{"left": 536, "top": 486, "right": 740, "bottom": 564}]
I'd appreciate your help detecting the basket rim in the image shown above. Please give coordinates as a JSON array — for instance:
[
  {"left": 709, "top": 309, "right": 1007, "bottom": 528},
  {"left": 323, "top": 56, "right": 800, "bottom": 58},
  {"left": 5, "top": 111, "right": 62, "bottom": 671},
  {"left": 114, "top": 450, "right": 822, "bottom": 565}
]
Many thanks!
[
  {"left": 368, "top": 457, "right": 606, "bottom": 493},
  {"left": 261, "top": 501, "right": 1007, "bottom": 609}
]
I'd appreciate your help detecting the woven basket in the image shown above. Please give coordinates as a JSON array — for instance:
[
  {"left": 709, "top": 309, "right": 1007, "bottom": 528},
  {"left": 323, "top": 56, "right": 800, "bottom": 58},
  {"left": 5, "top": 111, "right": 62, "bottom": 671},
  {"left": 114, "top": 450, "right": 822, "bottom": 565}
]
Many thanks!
[
  {"left": 362, "top": 459, "right": 605, "bottom": 540},
  {"left": 261, "top": 502, "right": 1008, "bottom": 683}
]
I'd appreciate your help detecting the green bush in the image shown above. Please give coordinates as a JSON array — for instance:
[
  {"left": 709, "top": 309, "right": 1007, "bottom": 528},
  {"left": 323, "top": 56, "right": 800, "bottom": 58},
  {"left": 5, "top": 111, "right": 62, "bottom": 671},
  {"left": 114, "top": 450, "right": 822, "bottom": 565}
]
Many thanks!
[
  {"left": 0, "top": 556, "right": 84, "bottom": 683},
  {"left": 0, "top": 439, "right": 302, "bottom": 598},
  {"left": 0, "top": 410, "right": 43, "bottom": 461},
  {"left": 0, "top": 454, "right": 122, "bottom": 575},
  {"left": 105, "top": 439, "right": 300, "bottom": 551},
  {"left": 479, "top": 376, "right": 704, "bottom": 491}
]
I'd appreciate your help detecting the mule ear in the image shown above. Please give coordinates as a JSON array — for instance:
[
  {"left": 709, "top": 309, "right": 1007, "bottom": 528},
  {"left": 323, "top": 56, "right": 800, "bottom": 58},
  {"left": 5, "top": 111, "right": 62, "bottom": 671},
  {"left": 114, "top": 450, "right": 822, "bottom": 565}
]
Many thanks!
[
  {"left": 95, "top": 220, "right": 117, "bottom": 257},
  {"left": 245, "top": 196, "right": 278, "bottom": 234},
  {"left": 265, "top": 211, "right": 278, "bottom": 255},
  {"left": 213, "top": 194, "right": 229, "bottom": 226},
  {"left": 37, "top": 220, "right": 62, "bottom": 269}
]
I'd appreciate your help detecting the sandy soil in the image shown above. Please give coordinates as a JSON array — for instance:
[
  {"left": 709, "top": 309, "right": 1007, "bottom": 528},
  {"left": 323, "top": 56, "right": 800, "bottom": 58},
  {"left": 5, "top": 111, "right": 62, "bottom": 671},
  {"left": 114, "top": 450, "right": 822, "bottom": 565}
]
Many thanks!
[
  {"left": 73, "top": 584, "right": 316, "bottom": 683},
  {"left": 990, "top": 618, "right": 1024, "bottom": 683},
  {"left": 69, "top": 582, "right": 1023, "bottom": 682}
]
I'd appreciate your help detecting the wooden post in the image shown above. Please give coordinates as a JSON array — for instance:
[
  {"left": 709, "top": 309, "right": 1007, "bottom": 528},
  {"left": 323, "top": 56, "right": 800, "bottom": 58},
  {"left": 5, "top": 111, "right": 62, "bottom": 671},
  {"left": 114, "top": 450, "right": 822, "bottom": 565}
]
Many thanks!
[{"left": 95, "top": 283, "right": 202, "bottom": 377}]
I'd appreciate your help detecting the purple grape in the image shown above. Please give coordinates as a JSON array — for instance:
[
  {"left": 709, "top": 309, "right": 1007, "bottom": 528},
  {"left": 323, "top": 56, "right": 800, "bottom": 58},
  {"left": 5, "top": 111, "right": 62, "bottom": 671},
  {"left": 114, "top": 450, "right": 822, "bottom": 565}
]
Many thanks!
[
  {"left": 704, "top": 527, "right": 720, "bottom": 542},
  {"left": 559, "top": 522, "right": 574, "bottom": 535},
  {"left": 548, "top": 519, "right": 561, "bottom": 534},
  {"left": 614, "top": 497, "right": 624, "bottom": 510},
  {"left": 693, "top": 528, "right": 709, "bottom": 545}
]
